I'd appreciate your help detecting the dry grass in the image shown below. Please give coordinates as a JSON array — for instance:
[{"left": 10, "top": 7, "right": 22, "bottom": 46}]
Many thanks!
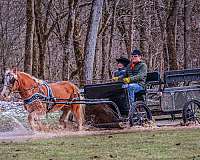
[{"left": 0, "top": 128, "right": 200, "bottom": 160}]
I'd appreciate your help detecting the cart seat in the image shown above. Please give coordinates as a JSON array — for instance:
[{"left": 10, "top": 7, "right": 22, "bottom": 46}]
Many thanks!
[
  {"left": 135, "top": 71, "right": 161, "bottom": 101},
  {"left": 146, "top": 71, "right": 161, "bottom": 85}
]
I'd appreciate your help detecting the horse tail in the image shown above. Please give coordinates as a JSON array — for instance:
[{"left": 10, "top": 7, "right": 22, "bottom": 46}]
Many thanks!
[
  {"left": 71, "top": 83, "right": 81, "bottom": 99},
  {"left": 79, "top": 94, "right": 85, "bottom": 125}
]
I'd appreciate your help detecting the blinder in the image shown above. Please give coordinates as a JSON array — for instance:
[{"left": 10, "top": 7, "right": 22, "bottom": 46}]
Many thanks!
[
  {"left": 3, "top": 73, "right": 16, "bottom": 86},
  {"left": 10, "top": 77, "right": 16, "bottom": 85}
]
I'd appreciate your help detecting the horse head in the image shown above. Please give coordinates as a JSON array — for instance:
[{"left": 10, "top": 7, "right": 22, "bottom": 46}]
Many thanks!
[{"left": 1, "top": 68, "right": 19, "bottom": 98}]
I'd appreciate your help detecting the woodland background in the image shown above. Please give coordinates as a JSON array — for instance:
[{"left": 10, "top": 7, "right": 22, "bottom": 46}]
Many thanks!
[{"left": 0, "top": 0, "right": 200, "bottom": 86}]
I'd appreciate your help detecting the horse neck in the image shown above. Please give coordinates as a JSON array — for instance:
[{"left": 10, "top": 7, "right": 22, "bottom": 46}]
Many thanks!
[{"left": 17, "top": 72, "right": 39, "bottom": 98}]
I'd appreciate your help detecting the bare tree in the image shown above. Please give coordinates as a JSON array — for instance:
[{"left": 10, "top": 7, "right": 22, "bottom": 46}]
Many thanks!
[
  {"left": 24, "top": 0, "right": 35, "bottom": 74},
  {"left": 166, "top": 0, "right": 178, "bottom": 70},
  {"left": 32, "top": 31, "right": 38, "bottom": 77},
  {"left": 83, "top": 0, "right": 104, "bottom": 84},
  {"left": 139, "top": 1, "right": 146, "bottom": 55},
  {"left": 183, "top": 0, "right": 194, "bottom": 68},
  {"left": 155, "top": 0, "right": 168, "bottom": 72},
  {"left": 107, "top": 0, "right": 120, "bottom": 79},
  {"left": 62, "top": 0, "right": 79, "bottom": 80},
  {"left": 1, "top": 0, "right": 200, "bottom": 83},
  {"left": 0, "top": 0, "right": 25, "bottom": 75},
  {"left": 71, "top": 12, "right": 85, "bottom": 84},
  {"left": 100, "top": 0, "right": 110, "bottom": 81},
  {"left": 34, "top": 0, "right": 46, "bottom": 79}
]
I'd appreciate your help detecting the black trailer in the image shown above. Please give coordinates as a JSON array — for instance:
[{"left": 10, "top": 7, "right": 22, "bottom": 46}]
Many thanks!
[
  {"left": 139, "top": 68, "right": 200, "bottom": 124},
  {"left": 81, "top": 68, "right": 200, "bottom": 127}
]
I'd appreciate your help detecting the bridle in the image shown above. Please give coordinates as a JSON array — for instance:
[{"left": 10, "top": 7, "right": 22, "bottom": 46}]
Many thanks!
[
  {"left": 2, "top": 71, "right": 55, "bottom": 111},
  {"left": 2, "top": 72, "right": 39, "bottom": 95}
]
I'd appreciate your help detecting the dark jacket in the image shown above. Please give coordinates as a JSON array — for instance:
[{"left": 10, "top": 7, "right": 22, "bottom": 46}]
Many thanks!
[{"left": 124, "top": 61, "right": 147, "bottom": 88}]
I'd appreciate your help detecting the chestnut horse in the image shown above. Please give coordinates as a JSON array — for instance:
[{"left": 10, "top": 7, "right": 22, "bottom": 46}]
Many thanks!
[{"left": 1, "top": 68, "right": 84, "bottom": 131}]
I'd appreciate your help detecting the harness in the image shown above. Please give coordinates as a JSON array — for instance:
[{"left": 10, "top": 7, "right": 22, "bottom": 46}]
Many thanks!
[{"left": 24, "top": 80, "right": 55, "bottom": 111}]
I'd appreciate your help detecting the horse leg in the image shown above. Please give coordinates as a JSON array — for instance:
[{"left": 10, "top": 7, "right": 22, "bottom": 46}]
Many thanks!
[
  {"left": 28, "top": 111, "right": 42, "bottom": 131},
  {"left": 28, "top": 110, "right": 47, "bottom": 131},
  {"left": 28, "top": 112, "right": 37, "bottom": 131},
  {"left": 59, "top": 107, "right": 70, "bottom": 128},
  {"left": 71, "top": 104, "right": 84, "bottom": 130}
]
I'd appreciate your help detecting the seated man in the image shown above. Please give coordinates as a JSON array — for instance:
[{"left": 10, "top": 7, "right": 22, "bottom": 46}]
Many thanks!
[
  {"left": 113, "top": 49, "right": 147, "bottom": 109},
  {"left": 113, "top": 56, "right": 130, "bottom": 79}
]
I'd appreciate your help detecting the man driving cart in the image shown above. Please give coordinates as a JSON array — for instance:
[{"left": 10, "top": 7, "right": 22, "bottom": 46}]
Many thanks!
[{"left": 113, "top": 49, "right": 147, "bottom": 112}]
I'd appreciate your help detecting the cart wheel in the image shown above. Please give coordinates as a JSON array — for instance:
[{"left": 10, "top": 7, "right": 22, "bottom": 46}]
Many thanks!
[
  {"left": 183, "top": 99, "right": 200, "bottom": 124},
  {"left": 129, "top": 101, "right": 152, "bottom": 126}
]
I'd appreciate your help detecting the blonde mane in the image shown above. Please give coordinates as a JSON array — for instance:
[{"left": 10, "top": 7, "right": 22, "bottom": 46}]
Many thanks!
[{"left": 19, "top": 72, "right": 43, "bottom": 84}]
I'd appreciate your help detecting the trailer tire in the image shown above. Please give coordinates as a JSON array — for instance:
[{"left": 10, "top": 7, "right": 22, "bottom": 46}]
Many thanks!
[{"left": 183, "top": 99, "right": 200, "bottom": 124}]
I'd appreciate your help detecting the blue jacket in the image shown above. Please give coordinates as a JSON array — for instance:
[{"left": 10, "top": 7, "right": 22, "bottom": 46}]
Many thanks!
[{"left": 114, "top": 68, "right": 126, "bottom": 78}]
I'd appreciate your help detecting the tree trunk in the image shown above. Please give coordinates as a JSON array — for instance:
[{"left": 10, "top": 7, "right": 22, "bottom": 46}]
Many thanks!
[
  {"left": 107, "top": 0, "right": 120, "bottom": 79},
  {"left": 155, "top": 0, "right": 169, "bottom": 72},
  {"left": 34, "top": 0, "right": 45, "bottom": 79},
  {"left": 166, "top": 0, "right": 178, "bottom": 70},
  {"left": 101, "top": 29, "right": 107, "bottom": 81},
  {"left": 117, "top": 0, "right": 135, "bottom": 57},
  {"left": 139, "top": 1, "right": 146, "bottom": 56},
  {"left": 147, "top": 14, "right": 153, "bottom": 70},
  {"left": 129, "top": 0, "right": 137, "bottom": 56},
  {"left": 32, "top": 31, "right": 38, "bottom": 77},
  {"left": 37, "top": 38, "right": 47, "bottom": 79},
  {"left": 83, "top": 0, "right": 104, "bottom": 84},
  {"left": 62, "top": 0, "right": 78, "bottom": 80},
  {"left": 100, "top": 1, "right": 109, "bottom": 81},
  {"left": 117, "top": 20, "right": 131, "bottom": 55},
  {"left": 72, "top": 14, "right": 84, "bottom": 85},
  {"left": 24, "top": 0, "right": 35, "bottom": 74},
  {"left": 183, "top": 0, "right": 194, "bottom": 69},
  {"left": 34, "top": 0, "right": 56, "bottom": 79}
]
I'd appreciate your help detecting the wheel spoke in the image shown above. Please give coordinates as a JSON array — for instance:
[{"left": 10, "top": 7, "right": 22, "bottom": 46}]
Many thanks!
[
  {"left": 195, "top": 117, "right": 200, "bottom": 124},
  {"left": 192, "top": 103, "right": 196, "bottom": 113},
  {"left": 129, "top": 102, "right": 152, "bottom": 126},
  {"left": 184, "top": 101, "right": 200, "bottom": 124},
  {"left": 191, "top": 104, "right": 194, "bottom": 113},
  {"left": 194, "top": 105, "right": 197, "bottom": 113}
]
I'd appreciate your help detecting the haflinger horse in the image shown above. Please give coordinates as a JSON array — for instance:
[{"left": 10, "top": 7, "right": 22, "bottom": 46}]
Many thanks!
[{"left": 1, "top": 68, "right": 84, "bottom": 131}]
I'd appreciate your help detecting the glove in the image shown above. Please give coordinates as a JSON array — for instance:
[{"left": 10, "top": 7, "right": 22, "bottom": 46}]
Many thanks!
[
  {"left": 112, "top": 77, "right": 119, "bottom": 81},
  {"left": 123, "top": 77, "right": 131, "bottom": 83}
]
